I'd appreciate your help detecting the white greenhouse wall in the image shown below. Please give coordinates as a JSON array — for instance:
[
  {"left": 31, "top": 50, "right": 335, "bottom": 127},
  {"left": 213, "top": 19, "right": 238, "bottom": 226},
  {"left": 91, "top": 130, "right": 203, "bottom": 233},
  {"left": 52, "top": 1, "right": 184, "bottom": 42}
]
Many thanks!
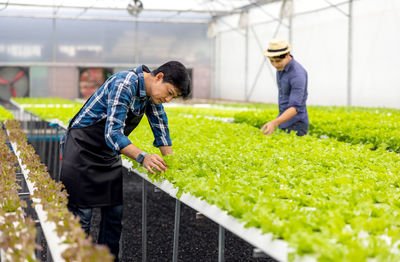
[
  {"left": 352, "top": 0, "right": 400, "bottom": 108},
  {"left": 293, "top": 4, "right": 348, "bottom": 106},
  {"left": 213, "top": 0, "right": 400, "bottom": 108},
  {"left": 215, "top": 29, "right": 246, "bottom": 100}
]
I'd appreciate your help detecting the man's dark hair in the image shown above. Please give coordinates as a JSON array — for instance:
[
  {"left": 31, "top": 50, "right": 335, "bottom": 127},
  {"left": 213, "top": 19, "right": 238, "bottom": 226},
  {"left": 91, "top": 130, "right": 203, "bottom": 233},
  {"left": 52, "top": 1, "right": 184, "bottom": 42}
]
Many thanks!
[
  {"left": 152, "top": 61, "right": 192, "bottom": 99},
  {"left": 272, "top": 52, "right": 290, "bottom": 59}
]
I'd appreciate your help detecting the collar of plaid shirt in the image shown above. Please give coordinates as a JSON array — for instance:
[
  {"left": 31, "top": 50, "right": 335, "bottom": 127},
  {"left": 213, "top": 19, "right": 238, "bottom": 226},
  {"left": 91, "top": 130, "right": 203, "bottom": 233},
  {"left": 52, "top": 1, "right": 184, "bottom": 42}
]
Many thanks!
[{"left": 134, "top": 65, "right": 151, "bottom": 98}]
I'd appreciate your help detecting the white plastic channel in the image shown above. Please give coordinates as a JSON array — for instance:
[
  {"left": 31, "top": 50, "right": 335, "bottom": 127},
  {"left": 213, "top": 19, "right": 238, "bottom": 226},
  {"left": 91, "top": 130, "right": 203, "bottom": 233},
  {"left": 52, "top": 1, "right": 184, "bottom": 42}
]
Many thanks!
[
  {"left": 122, "top": 159, "right": 292, "bottom": 262},
  {"left": 11, "top": 142, "right": 68, "bottom": 262}
]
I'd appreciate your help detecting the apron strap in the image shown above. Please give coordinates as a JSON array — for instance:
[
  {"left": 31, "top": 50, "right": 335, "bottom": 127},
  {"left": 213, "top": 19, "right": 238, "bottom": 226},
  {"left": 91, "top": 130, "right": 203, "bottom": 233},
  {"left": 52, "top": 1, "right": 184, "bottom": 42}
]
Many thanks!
[
  {"left": 60, "top": 93, "right": 96, "bottom": 161},
  {"left": 68, "top": 93, "right": 95, "bottom": 129}
]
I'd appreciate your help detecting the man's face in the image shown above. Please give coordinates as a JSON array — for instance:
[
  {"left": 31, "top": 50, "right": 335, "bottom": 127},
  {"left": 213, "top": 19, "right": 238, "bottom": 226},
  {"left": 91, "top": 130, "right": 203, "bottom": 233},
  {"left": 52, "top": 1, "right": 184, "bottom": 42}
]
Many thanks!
[
  {"left": 150, "top": 73, "right": 181, "bottom": 105},
  {"left": 269, "top": 54, "right": 290, "bottom": 71}
]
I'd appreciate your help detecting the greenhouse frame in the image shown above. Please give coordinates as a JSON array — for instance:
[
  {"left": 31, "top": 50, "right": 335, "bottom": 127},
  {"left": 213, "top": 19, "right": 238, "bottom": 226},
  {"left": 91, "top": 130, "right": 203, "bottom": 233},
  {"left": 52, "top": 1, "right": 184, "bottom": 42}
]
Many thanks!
[{"left": 1, "top": 0, "right": 400, "bottom": 262}]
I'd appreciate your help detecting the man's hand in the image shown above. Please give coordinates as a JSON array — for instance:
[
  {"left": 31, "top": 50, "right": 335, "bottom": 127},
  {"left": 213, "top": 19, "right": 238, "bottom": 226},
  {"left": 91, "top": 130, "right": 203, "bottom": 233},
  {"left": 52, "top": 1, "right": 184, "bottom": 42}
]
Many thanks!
[
  {"left": 261, "top": 120, "right": 278, "bottom": 135},
  {"left": 121, "top": 144, "right": 168, "bottom": 174},
  {"left": 260, "top": 107, "right": 298, "bottom": 136},
  {"left": 142, "top": 154, "right": 168, "bottom": 174}
]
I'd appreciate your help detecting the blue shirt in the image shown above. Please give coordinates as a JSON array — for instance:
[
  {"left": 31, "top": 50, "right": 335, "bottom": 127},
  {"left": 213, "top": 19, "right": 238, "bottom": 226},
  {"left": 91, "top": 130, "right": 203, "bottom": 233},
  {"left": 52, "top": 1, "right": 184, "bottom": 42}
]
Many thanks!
[
  {"left": 71, "top": 65, "right": 172, "bottom": 152},
  {"left": 276, "top": 56, "right": 309, "bottom": 129}
]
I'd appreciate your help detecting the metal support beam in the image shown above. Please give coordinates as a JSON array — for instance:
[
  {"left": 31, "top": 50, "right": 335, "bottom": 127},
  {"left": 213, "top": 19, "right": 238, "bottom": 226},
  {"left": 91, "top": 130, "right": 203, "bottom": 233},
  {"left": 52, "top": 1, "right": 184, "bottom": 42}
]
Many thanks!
[
  {"left": 218, "top": 225, "right": 225, "bottom": 262},
  {"left": 323, "top": 0, "right": 349, "bottom": 16},
  {"left": 217, "top": 17, "right": 246, "bottom": 36},
  {"left": 142, "top": 178, "right": 147, "bottom": 262},
  {"left": 288, "top": 15, "right": 293, "bottom": 45},
  {"left": 244, "top": 25, "right": 277, "bottom": 100},
  {"left": 57, "top": 128, "right": 64, "bottom": 183},
  {"left": 134, "top": 21, "right": 139, "bottom": 65},
  {"left": 35, "top": 223, "right": 43, "bottom": 259},
  {"left": 246, "top": 58, "right": 268, "bottom": 100},
  {"left": 172, "top": 200, "right": 181, "bottom": 262},
  {"left": 293, "top": 1, "right": 355, "bottom": 18},
  {"left": 287, "top": 0, "right": 293, "bottom": 45},
  {"left": 0, "top": 2, "right": 235, "bottom": 15},
  {"left": 53, "top": 127, "right": 60, "bottom": 181},
  {"left": 347, "top": 0, "right": 353, "bottom": 106},
  {"left": 244, "top": 16, "right": 249, "bottom": 101},
  {"left": 40, "top": 122, "right": 47, "bottom": 160},
  {"left": 243, "top": 0, "right": 288, "bottom": 101},
  {"left": 29, "top": 113, "right": 34, "bottom": 147},
  {"left": 0, "top": 13, "right": 209, "bottom": 24},
  {"left": 47, "top": 127, "right": 53, "bottom": 177},
  {"left": 215, "top": 32, "right": 222, "bottom": 99},
  {"left": 211, "top": 22, "right": 217, "bottom": 99}
]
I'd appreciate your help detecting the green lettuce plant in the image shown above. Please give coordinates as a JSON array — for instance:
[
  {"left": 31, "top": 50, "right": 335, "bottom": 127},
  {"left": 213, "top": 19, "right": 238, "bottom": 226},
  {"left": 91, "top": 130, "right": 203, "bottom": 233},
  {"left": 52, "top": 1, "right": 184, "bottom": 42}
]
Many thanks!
[
  {"left": 233, "top": 107, "right": 400, "bottom": 152},
  {"left": 0, "top": 121, "right": 38, "bottom": 261},
  {"left": 126, "top": 115, "right": 400, "bottom": 261},
  {"left": 0, "top": 105, "right": 14, "bottom": 121},
  {"left": 5, "top": 119, "right": 113, "bottom": 262},
  {"left": 13, "top": 98, "right": 400, "bottom": 261}
]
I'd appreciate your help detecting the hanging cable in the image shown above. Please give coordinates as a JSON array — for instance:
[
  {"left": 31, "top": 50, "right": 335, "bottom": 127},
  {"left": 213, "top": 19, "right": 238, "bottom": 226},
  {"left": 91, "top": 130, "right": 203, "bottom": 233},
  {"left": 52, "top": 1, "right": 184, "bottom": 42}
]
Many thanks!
[
  {"left": 323, "top": 0, "right": 349, "bottom": 16},
  {"left": 75, "top": 0, "right": 99, "bottom": 19},
  {"left": 53, "top": 0, "right": 65, "bottom": 15}
]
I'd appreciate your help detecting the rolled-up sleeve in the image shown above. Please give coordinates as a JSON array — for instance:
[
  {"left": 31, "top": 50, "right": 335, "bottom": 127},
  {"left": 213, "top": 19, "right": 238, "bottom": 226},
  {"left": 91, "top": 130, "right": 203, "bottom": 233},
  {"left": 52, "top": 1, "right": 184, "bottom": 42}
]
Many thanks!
[
  {"left": 145, "top": 103, "right": 172, "bottom": 147},
  {"left": 288, "top": 75, "right": 307, "bottom": 113},
  {"left": 104, "top": 82, "right": 133, "bottom": 152}
]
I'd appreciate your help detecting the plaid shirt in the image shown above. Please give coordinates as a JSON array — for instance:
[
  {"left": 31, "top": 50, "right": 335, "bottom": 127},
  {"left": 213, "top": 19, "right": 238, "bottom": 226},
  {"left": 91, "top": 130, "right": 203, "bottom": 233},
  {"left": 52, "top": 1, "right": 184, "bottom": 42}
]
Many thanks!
[{"left": 71, "top": 65, "right": 172, "bottom": 152}]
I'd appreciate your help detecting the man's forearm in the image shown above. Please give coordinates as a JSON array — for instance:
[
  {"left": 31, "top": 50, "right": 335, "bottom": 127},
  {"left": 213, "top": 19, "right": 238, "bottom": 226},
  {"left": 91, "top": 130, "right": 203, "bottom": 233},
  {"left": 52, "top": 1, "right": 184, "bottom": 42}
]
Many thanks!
[
  {"left": 120, "top": 143, "right": 143, "bottom": 161},
  {"left": 120, "top": 144, "right": 172, "bottom": 160},
  {"left": 261, "top": 107, "right": 297, "bottom": 135},
  {"left": 273, "top": 107, "right": 297, "bottom": 126},
  {"left": 159, "top": 146, "right": 173, "bottom": 156}
]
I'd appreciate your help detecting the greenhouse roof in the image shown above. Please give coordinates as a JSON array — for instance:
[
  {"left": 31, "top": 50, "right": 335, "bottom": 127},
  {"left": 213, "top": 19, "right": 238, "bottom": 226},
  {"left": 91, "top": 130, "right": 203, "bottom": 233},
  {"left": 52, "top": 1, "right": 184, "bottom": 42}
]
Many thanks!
[{"left": 0, "top": 0, "right": 283, "bottom": 24}]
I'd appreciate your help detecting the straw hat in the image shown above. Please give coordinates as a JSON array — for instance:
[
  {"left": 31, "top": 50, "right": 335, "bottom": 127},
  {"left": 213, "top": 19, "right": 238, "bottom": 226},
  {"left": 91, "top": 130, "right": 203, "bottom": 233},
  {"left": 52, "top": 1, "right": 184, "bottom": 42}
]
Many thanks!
[{"left": 263, "top": 39, "right": 291, "bottom": 57}]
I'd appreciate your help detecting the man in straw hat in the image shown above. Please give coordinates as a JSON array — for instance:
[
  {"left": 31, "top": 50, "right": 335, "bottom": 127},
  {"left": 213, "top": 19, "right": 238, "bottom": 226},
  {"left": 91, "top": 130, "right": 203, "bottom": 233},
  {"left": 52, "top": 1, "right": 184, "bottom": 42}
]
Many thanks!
[{"left": 260, "top": 39, "right": 309, "bottom": 136}]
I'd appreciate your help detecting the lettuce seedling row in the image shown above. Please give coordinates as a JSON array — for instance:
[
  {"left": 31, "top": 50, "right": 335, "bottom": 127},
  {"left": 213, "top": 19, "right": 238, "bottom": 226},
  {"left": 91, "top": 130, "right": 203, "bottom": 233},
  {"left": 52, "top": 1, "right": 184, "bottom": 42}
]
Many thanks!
[
  {"left": 0, "top": 121, "right": 37, "bottom": 261},
  {"left": 12, "top": 100, "right": 279, "bottom": 261},
  {"left": 1, "top": 106, "right": 113, "bottom": 262},
  {"left": 11, "top": 98, "right": 400, "bottom": 262}
]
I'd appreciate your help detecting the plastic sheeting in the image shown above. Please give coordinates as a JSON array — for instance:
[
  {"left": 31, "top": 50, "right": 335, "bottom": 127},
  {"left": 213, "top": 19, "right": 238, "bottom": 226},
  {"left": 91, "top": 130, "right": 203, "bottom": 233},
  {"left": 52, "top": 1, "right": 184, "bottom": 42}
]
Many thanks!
[{"left": 214, "top": 0, "right": 400, "bottom": 108}]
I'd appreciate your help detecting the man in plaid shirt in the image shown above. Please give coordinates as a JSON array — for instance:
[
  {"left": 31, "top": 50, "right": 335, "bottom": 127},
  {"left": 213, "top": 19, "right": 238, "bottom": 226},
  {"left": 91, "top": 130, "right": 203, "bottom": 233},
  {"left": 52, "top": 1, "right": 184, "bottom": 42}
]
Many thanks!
[{"left": 60, "top": 61, "right": 191, "bottom": 261}]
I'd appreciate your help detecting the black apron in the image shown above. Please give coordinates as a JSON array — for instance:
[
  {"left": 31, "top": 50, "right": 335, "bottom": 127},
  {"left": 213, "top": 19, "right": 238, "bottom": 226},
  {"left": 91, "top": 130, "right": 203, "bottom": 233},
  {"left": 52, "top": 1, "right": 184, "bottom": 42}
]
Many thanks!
[{"left": 60, "top": 107, "right": 144, "bottom": 208}]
